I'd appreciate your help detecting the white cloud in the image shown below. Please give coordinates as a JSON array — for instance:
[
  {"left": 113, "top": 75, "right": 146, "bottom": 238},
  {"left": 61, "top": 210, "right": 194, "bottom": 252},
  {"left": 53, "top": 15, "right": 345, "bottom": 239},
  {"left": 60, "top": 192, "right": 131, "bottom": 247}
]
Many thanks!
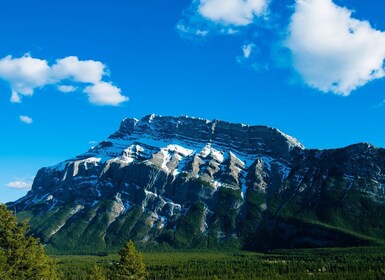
[
  {"left": 51, "top": 56, "right": 105, "bottom": 84},
  {"left": 57, "top": 85, "right": 77, "bottom": 93},
  {"left": 0, "top": 54, "right": 128, "bottom": 105},
  {"left": 237, "top": 42, "right": 268, "bottom": 71},
  {"left": 242, "top": 43, "right": 255, "bottom": 59},
  {"left": 19, "top": 115, "right": 33, "bottom": 124},
  {"left": 83, "top": 82, "right": 128, "bottom": 106},
  {"left": 177, "top": 0, "right": 268, "bottom": 37},
  {"left": 6, "top": 179, "right": 33, "bottom": 190},
  {"left": 196, "top": 29, "right": 209, "bottom": 36},
  {"left": 0, "top": 55, "right": 50, "bottom": 103},
  {"left": 286, "top": 0, "right": 385, "bottom": 95},
  {"left": 176, "top": 23, "right": 211, "bottom": 38},
  {"left": 198, "top": 0, "right": 268, "bottom": 26}
]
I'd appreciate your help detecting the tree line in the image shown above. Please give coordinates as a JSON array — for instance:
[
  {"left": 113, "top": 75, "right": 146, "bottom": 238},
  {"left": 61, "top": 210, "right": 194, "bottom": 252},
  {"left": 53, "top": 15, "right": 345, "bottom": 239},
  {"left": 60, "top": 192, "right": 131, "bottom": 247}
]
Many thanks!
[{"left": 0, "top": 204, "right": 146, "bottom": 279}]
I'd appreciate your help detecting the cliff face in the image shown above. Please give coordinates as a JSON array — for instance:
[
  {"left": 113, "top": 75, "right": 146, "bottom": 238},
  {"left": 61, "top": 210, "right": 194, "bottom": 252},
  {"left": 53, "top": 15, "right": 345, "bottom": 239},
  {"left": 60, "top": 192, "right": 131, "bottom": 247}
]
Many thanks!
[{"left": 9, "top": 115, "right": 385, "bottom": 253}]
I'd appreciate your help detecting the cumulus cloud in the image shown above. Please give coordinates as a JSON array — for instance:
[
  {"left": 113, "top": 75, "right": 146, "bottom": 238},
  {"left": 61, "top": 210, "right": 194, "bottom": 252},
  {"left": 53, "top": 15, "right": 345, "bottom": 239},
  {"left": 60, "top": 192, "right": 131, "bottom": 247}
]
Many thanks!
[
  {"left": 0, "top": 54, "right": 128, "bottom": 105},
  {"left": 19, "top": 115, "right": 33, "bottom": 124},
  {"left": 286, "top": 0, "right": 385, "bottom": 95},
  {"left": 0, "top": 55, "right": 50, "bottom": 103},
  {"left": 198, "top": 0, "right": 268, "bottom": 26},
  {"left": 51, "top": 56, "right": 105, "bottom": 84},
  {"left": 84, "top": 82, "right": 128, "bottom": 106},
  {"left": 177, "top": 0, "right": 268, "bottom": 37},
  {"left": 6, "top": 179, "right": 33, "bottom": 190}
]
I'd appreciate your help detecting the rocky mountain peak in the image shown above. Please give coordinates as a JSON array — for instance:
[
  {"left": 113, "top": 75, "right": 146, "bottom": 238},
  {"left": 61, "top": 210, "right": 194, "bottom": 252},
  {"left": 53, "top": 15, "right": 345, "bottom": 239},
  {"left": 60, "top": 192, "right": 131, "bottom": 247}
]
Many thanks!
[
  {"left": 118, "top": 117, "right": 139, "bottom": 134},
  {"left": 8, "top": 114, "right": 385, "bottom": 254},
  {"left": 113, "top": 114, "right": 304, "bottom": 159}
]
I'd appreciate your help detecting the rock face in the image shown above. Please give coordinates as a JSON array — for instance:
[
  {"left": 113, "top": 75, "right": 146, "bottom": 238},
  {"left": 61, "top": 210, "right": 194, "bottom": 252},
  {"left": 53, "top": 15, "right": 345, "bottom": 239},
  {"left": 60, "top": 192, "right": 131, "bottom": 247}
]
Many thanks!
[{"left": 8, "top": 114, "right": 385, "bottom": 253}]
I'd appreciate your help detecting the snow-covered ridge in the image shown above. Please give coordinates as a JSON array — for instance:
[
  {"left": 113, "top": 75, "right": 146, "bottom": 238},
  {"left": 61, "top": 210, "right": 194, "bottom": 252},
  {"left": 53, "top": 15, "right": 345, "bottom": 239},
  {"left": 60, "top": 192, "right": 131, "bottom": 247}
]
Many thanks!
[
  {"left": 41, "top": 135, "right": 293, "bottom": 207},
  {"left": 115, "top": 115, "right": 304, "bottom": 156},
  {"left": 46, "top": 114, "right": 301, "bottom": 177},
  {"left": 118, "top": 114, "right": 305, "bottom": 149}
]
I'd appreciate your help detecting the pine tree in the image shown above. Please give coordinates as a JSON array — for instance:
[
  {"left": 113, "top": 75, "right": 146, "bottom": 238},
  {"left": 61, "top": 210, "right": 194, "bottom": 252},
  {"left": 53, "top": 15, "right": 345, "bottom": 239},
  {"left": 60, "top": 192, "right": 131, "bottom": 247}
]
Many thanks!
[
  {"left": 0, "top": 204, "right": 59, "bottom": 279},
  {"left": 113, "top": 240, "right": 147, "bottom": 280},
  {"left": 89, "top": 265, "right": 107, "bottom": 280}
]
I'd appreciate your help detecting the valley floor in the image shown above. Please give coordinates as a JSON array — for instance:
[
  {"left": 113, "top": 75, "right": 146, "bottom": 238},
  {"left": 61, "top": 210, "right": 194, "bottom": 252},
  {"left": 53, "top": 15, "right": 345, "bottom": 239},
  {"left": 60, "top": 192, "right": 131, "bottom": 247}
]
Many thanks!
[{"left": 56, "top": 246, "right": 385, "bottom": 280}]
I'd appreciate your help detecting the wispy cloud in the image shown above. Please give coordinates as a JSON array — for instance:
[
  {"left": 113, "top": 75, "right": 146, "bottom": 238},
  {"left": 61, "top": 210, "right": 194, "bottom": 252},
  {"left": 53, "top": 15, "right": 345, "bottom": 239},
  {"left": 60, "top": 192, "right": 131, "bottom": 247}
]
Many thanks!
[
  {"left": 0, "top": 54, "right": 128, "bottom": 106},
  {"left": 19, "top": 115, "right": 33, "bottom": 124},
  {"left": 57, "top": 85, "right": 77, "bottom": 93},
  {"left": 6, "top": 179, "right": 33, "bottom": 190},
  {"left": 242, "top": 43, "right": 254, "bottom": 59},
  {"left": 373, "top": 99, "right": 385, "bottom": 109},
  {"left": 237, "top": 43, "right": 257, "bottom": 64},
  {"left": 285, "top": 0, "right": 385, "bottom": 95}
]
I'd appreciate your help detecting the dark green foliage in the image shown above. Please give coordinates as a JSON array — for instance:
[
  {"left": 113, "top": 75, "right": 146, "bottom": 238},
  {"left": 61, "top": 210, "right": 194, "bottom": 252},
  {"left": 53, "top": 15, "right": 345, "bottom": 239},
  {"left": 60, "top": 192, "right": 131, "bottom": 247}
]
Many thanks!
[
  {"left": 179, "top": 172, "right": 188, "bottom": 179},
  {"left": 0, "top": 204, "right": 59, "bottom": 279},
  {"left": 212, "top": 187, "right": 242, "bottom": 234},
  {"left": 172, "top": 202, "right": 206, "bottom": 248},
  {"left": 89, "top": 265, "right": 107, "bottom": 280},
  {"left": 246, "top": 170, "right": 385, "bottom": 251},
  {"left": 56, "top": 247, "right": 385, "bottom": 280},
  {"left": 195, "top": 177, "right": 213, "bottom": 188},
  {"left": 238, "top": 189, "right": 264, "bottom": 241},
  {"left": 56, "top": 255, "right": 118, "bottom": 279},
  {"left": 31, "top": 204, "right": 75, "bottom": 242},
  {"left": 249, "top": 216, "right": 376, "bottom": 252},
  {"left": 128, "top": 212, "right": 151, "bottom": 242},
  {"left": 42, "top": 204, "right": 148, "bottom": 255},
  {"left": 245, "top": 188, "right": 265, "bottom": 208},
  {"left": 113, "top": 240, "right": 147, "bottom": 279},
  {"left": 106, "top": 206, "right": 144, "bottom": 250},
  {"left": 47, "top": 206, "right": 99, "bottom": 253}
]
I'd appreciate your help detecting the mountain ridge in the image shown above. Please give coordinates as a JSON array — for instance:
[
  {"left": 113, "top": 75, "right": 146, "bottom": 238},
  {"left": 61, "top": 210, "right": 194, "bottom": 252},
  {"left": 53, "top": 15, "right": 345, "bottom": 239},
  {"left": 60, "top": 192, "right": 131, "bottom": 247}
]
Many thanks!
[{"left": 8, "top": 114, "right": 385, "bottom": 253}]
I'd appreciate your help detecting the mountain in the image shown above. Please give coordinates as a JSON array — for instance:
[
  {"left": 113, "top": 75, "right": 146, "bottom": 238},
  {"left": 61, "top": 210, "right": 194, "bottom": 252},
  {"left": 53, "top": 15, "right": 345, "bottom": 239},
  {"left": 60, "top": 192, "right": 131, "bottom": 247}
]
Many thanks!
[{"left": 8, "top": 114, "right": 385, "bottom": 253}]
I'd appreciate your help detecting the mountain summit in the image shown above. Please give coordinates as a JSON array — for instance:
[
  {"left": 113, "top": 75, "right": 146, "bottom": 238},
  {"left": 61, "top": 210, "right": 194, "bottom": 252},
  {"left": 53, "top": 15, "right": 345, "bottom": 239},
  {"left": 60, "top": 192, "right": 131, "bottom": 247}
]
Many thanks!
[{"left": 9, "top": 115, "right": 385, "bottom": 253}]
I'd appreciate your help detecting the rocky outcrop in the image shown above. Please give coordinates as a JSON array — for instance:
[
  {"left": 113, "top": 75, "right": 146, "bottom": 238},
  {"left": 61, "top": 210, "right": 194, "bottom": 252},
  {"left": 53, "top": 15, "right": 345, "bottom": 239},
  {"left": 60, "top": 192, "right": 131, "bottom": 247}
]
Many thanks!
[{"left": 8, "top": 115, "right": 385, "bottom": 253}]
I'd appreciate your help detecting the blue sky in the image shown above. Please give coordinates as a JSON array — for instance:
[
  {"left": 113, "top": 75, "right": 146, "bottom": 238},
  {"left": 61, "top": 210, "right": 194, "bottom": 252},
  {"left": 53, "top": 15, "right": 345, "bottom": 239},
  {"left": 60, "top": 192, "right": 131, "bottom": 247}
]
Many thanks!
[{"left": 1, "top": 0, "right": 385, "bottom": 203}]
